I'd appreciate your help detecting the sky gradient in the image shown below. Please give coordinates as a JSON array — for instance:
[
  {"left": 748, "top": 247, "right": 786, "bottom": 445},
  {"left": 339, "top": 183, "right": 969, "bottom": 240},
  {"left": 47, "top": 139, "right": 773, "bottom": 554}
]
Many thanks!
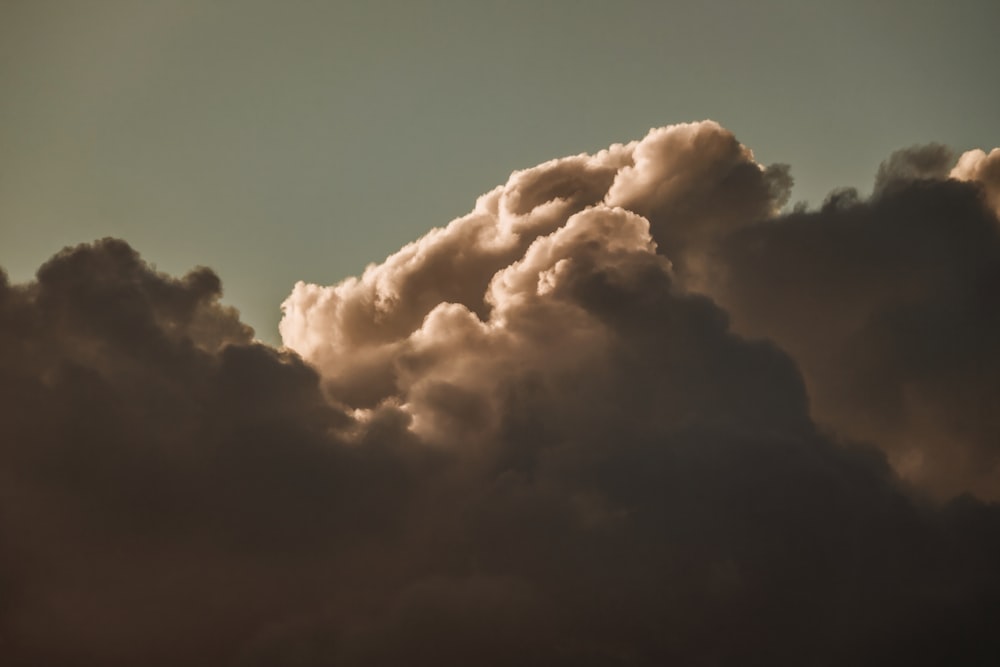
[
  {"left": 3, "top": 0, "right": 998, "bottom": 340},
  {"left": 2, "top": 2, "right": 1000, "bottom": 663}
]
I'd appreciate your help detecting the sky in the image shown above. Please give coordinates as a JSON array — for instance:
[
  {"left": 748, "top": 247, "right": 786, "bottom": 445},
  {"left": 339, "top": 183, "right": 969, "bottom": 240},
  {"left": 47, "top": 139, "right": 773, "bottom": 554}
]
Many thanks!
[
  {"left": 2, "top": 2, "right": 1000, "bottom": 665},
  {"left": 2, "top": 0, "right": 998, "bottom": 341}
]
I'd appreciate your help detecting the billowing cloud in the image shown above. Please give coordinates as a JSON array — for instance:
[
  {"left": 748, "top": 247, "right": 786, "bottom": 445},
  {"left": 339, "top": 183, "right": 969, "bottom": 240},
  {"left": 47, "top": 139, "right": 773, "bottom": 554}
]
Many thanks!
[
  {"left": 284, "top": 121, "right": 1000, "bottom": 501},
  {"left": 704, "top": 149, "right": 1000, "bottom": 500},
  {"left": 2, "top": 122, "right": 1000, "bottom": 665}
]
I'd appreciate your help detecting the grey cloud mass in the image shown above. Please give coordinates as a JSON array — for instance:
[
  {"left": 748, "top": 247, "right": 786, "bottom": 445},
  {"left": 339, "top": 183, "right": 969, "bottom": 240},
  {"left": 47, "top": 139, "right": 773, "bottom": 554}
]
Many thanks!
[{"left": 2, "top": 122, "right": 1000, "bottom": 665}]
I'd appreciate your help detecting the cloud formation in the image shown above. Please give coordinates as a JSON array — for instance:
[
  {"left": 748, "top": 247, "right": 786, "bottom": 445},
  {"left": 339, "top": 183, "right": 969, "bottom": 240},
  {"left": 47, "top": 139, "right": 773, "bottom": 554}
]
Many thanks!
[
  {"left": 3, "top": 122, "right": 1000, "bottom": 664},
  {"left": 284, "top": 121, "right": 1000, "bottom": 501}
]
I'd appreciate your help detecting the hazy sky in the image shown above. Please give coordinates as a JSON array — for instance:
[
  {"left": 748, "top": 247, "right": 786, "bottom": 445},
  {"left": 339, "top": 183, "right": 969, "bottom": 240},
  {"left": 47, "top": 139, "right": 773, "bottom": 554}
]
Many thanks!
[{"left": 2, "top": 0, "right": 998, "bottom": 340}]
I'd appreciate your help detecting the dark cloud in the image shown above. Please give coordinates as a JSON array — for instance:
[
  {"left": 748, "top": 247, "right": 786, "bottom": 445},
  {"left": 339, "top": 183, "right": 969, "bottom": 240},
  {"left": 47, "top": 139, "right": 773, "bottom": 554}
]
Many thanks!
[
  {"left": 705, "top": 161, "right": 1000, "bottom": 500},
  {"left": 873, "top": 143, "right": 955, "bottom": 196},
  {"left": 3, "top": 123, "right": 1000, "bottom": 664},
  {"left": 0, "top": 241, "right": 426, "bottom": 665}
]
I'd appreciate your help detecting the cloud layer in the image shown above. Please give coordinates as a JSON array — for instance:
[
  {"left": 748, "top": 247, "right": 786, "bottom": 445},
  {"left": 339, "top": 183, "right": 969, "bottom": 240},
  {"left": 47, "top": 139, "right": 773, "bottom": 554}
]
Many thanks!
[{"left": 2, "top": 122, "right": 999, "bottom": 664}]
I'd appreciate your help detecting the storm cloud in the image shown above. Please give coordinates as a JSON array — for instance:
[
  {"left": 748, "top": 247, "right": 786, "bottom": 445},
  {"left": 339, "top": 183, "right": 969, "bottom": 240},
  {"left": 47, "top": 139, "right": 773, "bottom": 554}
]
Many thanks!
[{"left": 2, "top": 122, "right": 999, "bottom": 665}]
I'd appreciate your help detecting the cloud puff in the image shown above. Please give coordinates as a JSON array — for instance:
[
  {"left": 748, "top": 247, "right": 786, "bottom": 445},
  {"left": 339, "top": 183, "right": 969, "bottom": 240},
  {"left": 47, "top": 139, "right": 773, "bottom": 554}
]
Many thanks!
[
  {"left": 3, "top": 122, "right": 1000, "bottom": 665},
  {"left": 951, "top": 146, "right": 1000, "bottom": 217}
]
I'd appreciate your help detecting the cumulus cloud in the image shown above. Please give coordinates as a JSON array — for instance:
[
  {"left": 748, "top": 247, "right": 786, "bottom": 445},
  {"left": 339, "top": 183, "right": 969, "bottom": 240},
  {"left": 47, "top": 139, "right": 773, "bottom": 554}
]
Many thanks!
[
  {"left": 2, "top": 122, "right": 1000, "bottom": 665},
  {"left": 703, "top": 149, "right": 1000, "bottom": 501},
  {"left": 284, "top": 121, "right": 1000, "bottom": 501}
]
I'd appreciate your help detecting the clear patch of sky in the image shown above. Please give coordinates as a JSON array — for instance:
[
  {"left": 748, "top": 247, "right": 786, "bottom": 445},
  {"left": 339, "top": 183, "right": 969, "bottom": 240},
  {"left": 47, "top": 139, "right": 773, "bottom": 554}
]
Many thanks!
[{"left": 2, "top": 0, "right": 997, "bottom": 342}]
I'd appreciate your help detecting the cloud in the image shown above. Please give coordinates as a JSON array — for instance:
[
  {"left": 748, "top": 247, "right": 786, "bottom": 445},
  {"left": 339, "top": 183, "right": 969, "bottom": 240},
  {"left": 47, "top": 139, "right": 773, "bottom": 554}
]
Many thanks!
[
  {"left": 284, "top": 121, "right": 1000, "bottom": 502},
  {"left": 951, "top": 146, "right": 1000, "bottom": 217},
  {"left": 3, "top": 122, "right": 1000, "bottom": 664},
  {"left": 703, "top": 151, "right": 1000, "bottom": 501},
  {"left": 872, "top": 143, "right": 956, "bottom": 196},
  {"left": 0, "top": 241, "right": 426, "bottom": 664}
]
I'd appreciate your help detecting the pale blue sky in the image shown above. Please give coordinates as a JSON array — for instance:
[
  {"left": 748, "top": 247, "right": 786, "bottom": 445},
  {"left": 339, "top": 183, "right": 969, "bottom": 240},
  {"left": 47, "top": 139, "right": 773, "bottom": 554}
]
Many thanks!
[{"left": 2, "top": 0, "right": 997, "bottom": 341}]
